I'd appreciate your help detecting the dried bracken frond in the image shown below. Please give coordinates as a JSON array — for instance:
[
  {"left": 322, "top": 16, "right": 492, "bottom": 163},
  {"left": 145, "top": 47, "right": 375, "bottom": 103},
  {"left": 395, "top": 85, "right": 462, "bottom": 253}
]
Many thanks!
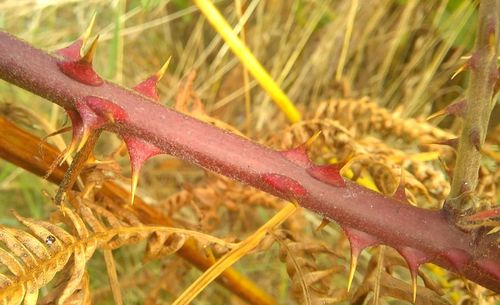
[
  {"left": 175, "top": 70, "right": 247, "bottom": 137},
  {"left": 0, "top": 197, "right": 234, "bottom": 305},
  {"left": 275, "top": 230, "right": 345, "bottom": 305},
  {"left": 312, "top": 98, "right": 499, "bottom": 203},
  {"left": 268, "top": 117, "right": 449, "bottom": 206},
  {"left": 159, "top": 174, "right": 284, "bottom": 232},
  {"left": 351, "top": 248, "right": 450, "bottom": 305},
  {"left": 143, "top": 260, "right": 188, "bottom": 305},
  {"left": 313, "top": 98, "right": 454, "bottom": 144},
  {"left": 272, "top": 99, "right": 497, "bottom": 207}
]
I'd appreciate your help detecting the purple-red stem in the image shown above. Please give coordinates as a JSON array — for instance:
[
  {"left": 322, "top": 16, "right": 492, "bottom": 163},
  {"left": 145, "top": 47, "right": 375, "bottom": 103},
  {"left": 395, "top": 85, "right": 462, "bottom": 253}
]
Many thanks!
[
  {"left": 447, "top": 0, "right": 500, "bottom": 214},
  {"left": 0, "top": 32, "right": 499, "bottom": 292}
]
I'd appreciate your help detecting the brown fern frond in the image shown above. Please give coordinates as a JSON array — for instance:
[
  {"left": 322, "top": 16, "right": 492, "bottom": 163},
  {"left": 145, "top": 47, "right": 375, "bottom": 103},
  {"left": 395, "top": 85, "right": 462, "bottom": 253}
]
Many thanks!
[
  {"left": 269, "top": 118, "right": 449, "bottom": 205},
  {"left": 143, "top": 260, "right": 188, "bottom": 305},
  {"left": 0, "top": 198, "right": 235, "bottom": 305},
  {"left": 274, "top": 230, "right": 345, "bottom": 305},
  {"left": 351, "top": 248, "right": 450, "bottom": 305},
  {"left": 159, "top": 173, "right": 284, "bottom": 233},
  {"left": 39, "top": 271, "right": 91, "bottom": 305},
  {"left": 313, "top": 98, "right": 454, "bottom": 144},
  {"left": 273, "top": 101, "right": 497, "bottom": 205},
  {"left": 313, "top": 98, "right": 497, "bottom": 205}
]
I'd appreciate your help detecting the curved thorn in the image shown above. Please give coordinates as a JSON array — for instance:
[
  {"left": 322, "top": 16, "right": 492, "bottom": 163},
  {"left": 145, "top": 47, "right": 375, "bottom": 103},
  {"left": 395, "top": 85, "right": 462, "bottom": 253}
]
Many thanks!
[
  {"left": 451, "top": 63, "right": 468, "bottom": 80},
  {"left": 102, "top": 111, "right": 115, "bottom": 123},
  {"left": 82, "top": 34, "right": 99, "bottom": 64},
  {"left": 429, "top": 138, "right": 459, "bottom": 150},
  {"left": 305, "top": 130, "right": 322, "bottom": 148},
  {"left": 427, "top": 100, "right": 467, "bottom": 120},
  {"left": 155, "top": 56, "right": 171, "bottom": 81},
  {"left": 469, "top": 127, "right": 482, "bottom": 151}
]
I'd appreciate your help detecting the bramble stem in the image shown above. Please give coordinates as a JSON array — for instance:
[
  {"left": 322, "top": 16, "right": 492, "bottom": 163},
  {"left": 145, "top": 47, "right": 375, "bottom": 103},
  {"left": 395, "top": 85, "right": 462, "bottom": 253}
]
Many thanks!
[
  {"left": 0, "top": 31, "right": 499, "bottom": 292},
  {"left": 446, "top": 0, "right": 499, "bottom": 214}
]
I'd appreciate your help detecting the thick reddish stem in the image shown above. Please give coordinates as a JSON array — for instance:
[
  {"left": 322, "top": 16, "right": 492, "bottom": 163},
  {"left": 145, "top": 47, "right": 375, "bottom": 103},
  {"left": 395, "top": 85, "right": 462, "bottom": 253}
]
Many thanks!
[{"left": 0, "top": 32, "right": 498, "bottom": 292}]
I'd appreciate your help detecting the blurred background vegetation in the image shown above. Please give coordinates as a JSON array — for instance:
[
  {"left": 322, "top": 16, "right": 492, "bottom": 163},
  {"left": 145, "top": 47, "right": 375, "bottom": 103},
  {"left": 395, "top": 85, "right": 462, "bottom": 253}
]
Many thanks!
[{"left": 0, "top": 0, "right": 498, "bottom": 304}]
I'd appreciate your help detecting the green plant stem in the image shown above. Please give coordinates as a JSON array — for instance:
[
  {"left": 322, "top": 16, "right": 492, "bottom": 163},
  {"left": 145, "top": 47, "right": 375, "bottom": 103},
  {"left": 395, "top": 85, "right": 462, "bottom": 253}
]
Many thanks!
[{"left": 446, "top": 0, "right": 499, "bottom": 214}]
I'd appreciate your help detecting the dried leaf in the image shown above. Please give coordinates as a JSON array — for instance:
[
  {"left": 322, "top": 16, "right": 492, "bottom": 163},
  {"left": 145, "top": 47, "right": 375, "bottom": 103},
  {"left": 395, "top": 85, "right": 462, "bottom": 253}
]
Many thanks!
[{"left": 0, "top": 198, "right": 234, "bottom": 305}]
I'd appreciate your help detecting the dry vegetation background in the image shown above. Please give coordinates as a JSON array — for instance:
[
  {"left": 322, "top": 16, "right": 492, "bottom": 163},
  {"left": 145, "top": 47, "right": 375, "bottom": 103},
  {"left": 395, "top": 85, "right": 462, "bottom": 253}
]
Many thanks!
[{"left": 0, "top": 0, "right": 499, "bottom": 304}]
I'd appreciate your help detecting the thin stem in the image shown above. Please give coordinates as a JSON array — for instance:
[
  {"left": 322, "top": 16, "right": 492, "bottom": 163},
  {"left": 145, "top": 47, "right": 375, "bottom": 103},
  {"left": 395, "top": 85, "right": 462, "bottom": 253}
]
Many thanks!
[
  {"left": 447, "top": 0, "right": 499, "bottom": 214},
  {"left": 193, "top": 0, "right": 301, "bottom": 122},
  {"left": 172, "top": 202, "right": 297, "bottom": 305}
]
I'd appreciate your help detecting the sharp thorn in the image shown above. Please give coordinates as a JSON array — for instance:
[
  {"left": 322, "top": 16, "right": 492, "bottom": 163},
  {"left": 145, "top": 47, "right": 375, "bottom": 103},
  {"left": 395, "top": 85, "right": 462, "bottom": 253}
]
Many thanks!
[
  {"left": 305, "top": 130, "right": 322, "bottom": 148},
  {"left": 427, "top": 100, "right": 466, "bottom": 120},
  {"left": 130, "top": 171, "right": 139, "bottom": 205},
  {"left": 426, "top": 108, "right": 447, "bottom": 121},
  {"left": 82, "top": 13, "right": 97, "bottom": 47},
  {"left": 429, "top": 138, "right": 459, "bottom": 150},
  {"left": 337, "top": 150, "right": 355, "bottom": 172},
  {"left": 82, "top": 34, "right": 100, "bottom": 64},
  {"left": 44, "top": 126, "right": 73, "bottom": 139},
  {"left": 103, "top": 111, "right": 115, "bottom": 123},
  {"left": 307, "top": 164, "right": 345, "bottom": 187},
  {"left": 59, "top": 140, "right": 77, "bottom": 165},
  {"left": 347, "top": 252, "right": 358, "bottom": 292},
  {"left": 398, "top": 247, "right": 426, "bottom": 304},
  {"left": 155, "top": 56, "right": 172, "bottom": 81},
  {"left": 487, "top": 18, "right": 496, "bottom": 49},
  {"left": 412, "top": 273, "right": 417, "bottom": 303},
  {"left": 451, "top": 63, "right": 468, "bottom": 80},
  {"left": 77, "top": 130, "right": 90, "bottom": 152},
  {"left": 315, "top": 217, "right": 330, "bottom": 232}
]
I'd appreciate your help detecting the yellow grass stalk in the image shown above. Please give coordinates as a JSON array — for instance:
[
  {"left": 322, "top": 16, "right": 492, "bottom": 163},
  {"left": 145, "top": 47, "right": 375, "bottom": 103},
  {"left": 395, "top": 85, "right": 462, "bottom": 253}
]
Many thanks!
[{"left": 194, "top": 0, "right": 301, "bottom": 123}]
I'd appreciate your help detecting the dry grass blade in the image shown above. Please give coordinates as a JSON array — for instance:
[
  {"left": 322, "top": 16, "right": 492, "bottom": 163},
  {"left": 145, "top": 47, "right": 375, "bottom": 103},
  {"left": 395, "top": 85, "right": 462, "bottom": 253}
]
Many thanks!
[
  {"left": 103, "top": 249, "right": 123, "bottom": 305},
  {"left": 172, "top": 202, "right": 298, "bottom": 305},
  {"left": 194, "top": 0, "right": 301, "bottom": 123},
  {"left": 372, "top": 246, "right": 385, "bottom": 305}
]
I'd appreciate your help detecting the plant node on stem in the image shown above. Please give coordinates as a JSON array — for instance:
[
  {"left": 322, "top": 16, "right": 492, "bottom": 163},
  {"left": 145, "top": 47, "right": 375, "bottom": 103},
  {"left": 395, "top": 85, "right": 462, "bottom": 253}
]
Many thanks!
[{"left": 445, "top": 0, "right": 499, "bottom": 217}]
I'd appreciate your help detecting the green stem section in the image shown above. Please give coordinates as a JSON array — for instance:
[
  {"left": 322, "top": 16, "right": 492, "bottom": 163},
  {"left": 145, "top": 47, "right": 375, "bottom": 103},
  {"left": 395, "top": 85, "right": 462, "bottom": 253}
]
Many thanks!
[{"left": 447, "top": 0, "right": 499, "bottom": 213}]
